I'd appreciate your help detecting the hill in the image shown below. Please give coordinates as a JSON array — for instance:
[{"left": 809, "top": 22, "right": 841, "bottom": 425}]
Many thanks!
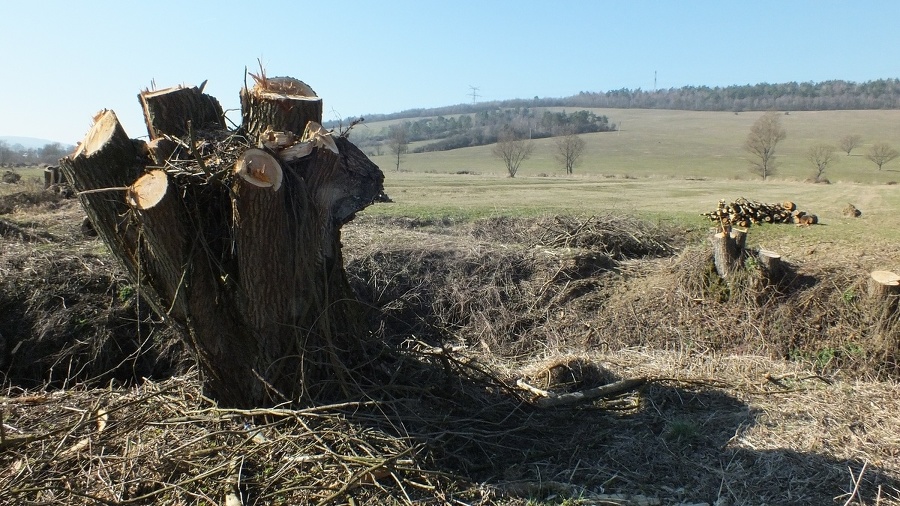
[{"left": 0, "top": 135, "right": 70, "bottom": 150}]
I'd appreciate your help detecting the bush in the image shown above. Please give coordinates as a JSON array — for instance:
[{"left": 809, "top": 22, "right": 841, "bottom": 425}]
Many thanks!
[{"left": 1, "top": 171, "right": 21, "bottom": 184}]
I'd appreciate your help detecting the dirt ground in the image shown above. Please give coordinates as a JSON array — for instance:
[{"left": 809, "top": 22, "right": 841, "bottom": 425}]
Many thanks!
[{"left": 1, "top": 188, "right": 898, "bottom": 505}]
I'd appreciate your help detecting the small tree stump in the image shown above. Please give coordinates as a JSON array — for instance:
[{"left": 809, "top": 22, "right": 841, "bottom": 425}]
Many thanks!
[
  {"left": 711, "top": 228, "right": 746, "bottom": 279},
  {"left": 869, "top": 271, "right": 900, "bottom": 300},
  {"left": 757, "top": 248, "right": 783, "bottom": 285}
]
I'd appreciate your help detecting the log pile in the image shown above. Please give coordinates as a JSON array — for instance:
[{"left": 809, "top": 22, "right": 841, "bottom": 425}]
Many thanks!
[{"left": 701, "top": 198, "right": 818, "bottom": 228}]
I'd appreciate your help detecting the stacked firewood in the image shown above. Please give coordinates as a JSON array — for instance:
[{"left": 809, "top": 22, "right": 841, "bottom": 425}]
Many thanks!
[{"left": 701, "top": 198, "right": 818, "bottom": 228}]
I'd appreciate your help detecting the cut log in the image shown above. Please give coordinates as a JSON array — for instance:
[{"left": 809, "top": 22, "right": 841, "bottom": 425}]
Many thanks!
[
  {"left": 60, "top": 74, "right": 385, "bottom": 408},
  {"left": 240, "top": 75, "right": 322, "bottom": 142},
  {"left": 710, "top": 229, "right": 746, "bottom": 279},
  {"left": 139, "top": 85, "right": 225, "bottom": 140}
]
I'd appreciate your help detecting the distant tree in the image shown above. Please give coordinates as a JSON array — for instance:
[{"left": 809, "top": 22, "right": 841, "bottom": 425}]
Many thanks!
[
  {"left": 743, "top": 111, "right": 786, "bottom": 180},
  {"left": 838, "top": 134, "right": 863, "bottom": 155},
  {"left": 864, "top": 142, "right": 900, "bottom": 170},
  {"left": 0, "top": 141, "right": 11, "bottom": 166},
  {"left": 38, "top": 142, "right": 69, "bottom": 165},
  {"left": 554, "top": 129, "right": 586, "bottom": 174},
  {"left": 492, "top": 129, "right": 534, "bottom": 177},
  {"left": 387, "top": 124, "right": 409, "bottom": 171},
  {"left": 806, "top": 144, "right": 837, "bottom": 182}
]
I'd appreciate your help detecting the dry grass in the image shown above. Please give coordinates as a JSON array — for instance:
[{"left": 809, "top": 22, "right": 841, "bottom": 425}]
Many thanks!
[{"left": 1, "top": 191, "right": 899, "bottom": 505}]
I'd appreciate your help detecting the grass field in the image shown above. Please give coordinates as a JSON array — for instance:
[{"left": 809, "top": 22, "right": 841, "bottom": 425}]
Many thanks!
[{"left": 367, "top": 108, "right": 900, "bottom": 183}]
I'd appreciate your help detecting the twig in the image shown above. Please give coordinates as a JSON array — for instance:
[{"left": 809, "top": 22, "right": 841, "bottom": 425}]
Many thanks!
[
  {"left": 187, "top": 119, "right": 210, "bottom": 176},
  {"left": 841, "top": 461, "right": 868, "bottom": 506}
]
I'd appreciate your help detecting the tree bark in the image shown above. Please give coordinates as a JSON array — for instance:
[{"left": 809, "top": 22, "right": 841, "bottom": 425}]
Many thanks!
[
  {"left": 60, "top": 77, "right": 384, "bottom": 408},
  {"left": 710, "top": 229, "right": 746, "bottom": 279},
  {"left": 139, "top": 84, "right": 225, "bottom": 140},
  {"left": 868, "top": 271, "right": 900, "bottom": 313},
  {"left": 756, "top": 248, "right": 783, "bottom": 285},
  {"left": 240, "top": 76, "right": 322, "bottom": 141}
]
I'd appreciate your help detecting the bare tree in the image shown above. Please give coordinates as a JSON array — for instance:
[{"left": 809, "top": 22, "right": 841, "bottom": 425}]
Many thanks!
[
  {"left": 839, "top": 134, "right": 863, "bottom": 156},
  {"left": 554, "top": 129, "right": 586, "bottom": 174},
  {"left": 806, "top": 144, "right": 837, "bottom": 182},
  {"left": 492, "top": 129, "right": 534, "bottom": 177},
  {"left": 387, "top": 124, "right": 409, "bottom": 171},
  {"left": 743, "top": 111, "right": 787, "bottom": 180},
  {"left": 865, "top": 142, "right": 900, "bottom": 170}
]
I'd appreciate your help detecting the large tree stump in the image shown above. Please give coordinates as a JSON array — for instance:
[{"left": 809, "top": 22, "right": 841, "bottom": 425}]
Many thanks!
[{"left": 60, "top": 75, "right": 384, "bottom": 408}]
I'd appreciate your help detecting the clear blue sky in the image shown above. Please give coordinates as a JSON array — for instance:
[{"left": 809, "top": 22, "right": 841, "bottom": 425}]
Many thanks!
[{"left": 2, "top": 0, "right": 899, "bottom": 144}]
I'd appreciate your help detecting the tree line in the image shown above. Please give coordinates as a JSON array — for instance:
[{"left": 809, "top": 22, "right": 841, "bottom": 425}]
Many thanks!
[
  {"left": 353, "top": 108, "right": 614, "bottom": 155},
  {"left": 0, "top": 141, "right": 72, "bottom": 167},
  {"left": 328, "top": 78, "right": 900, "bottom": 131}
]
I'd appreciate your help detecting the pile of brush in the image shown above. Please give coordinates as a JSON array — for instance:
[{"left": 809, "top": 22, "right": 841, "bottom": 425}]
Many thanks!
[{"left": 701, "top": 197, "right": 818, "bottom": 227}]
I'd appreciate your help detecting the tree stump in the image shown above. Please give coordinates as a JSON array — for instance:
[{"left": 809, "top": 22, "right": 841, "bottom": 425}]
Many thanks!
[
  {"left": 60, "top": 75, "right": 384, "bottom": 408},
  {"left": 710, "top": 228, "right": 746, "bottom": 279},
  {"left": 756, "top": 248, "right": 783, "bottom": 285},
  {"left": 869, "top": 271, "right": 900, "bottom": 305}
]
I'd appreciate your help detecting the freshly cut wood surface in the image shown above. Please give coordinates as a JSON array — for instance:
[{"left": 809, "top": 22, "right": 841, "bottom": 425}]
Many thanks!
[
  {"left": 126, "top": 170, "right": 169, "bottom": 210},
  {"left": 234, "top": 149, "right": 283, "bottom": 191}
]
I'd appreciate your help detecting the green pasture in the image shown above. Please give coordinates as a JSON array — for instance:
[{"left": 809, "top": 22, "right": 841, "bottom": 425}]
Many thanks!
[
  {"left": 367, "top": 108, "right": 900, "bottom": 183},
  {"left": 358, "top": 108, "right": 900, "bottom": 247}
]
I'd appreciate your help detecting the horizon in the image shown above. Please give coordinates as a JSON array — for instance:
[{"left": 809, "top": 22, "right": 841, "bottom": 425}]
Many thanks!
[{"left": 3, "top": 0, "right": 900, "bottom": 144}]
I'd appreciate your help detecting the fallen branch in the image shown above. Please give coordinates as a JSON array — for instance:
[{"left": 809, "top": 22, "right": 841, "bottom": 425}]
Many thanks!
[{"left": 517, "top": 377, "right": 648, "bottom": 408}]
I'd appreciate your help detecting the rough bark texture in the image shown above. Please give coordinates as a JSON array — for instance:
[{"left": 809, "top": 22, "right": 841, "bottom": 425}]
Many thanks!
[
  {"left": 756, "top": 249, "right": 783, "bottom": 285},
  {"left": 869, "top": 271, "right": 900, "bottom": 313},
  {"left": 61, "top": 78, "right": 384, "bottom": 408},
  {"left": 139, "top": 85, "right": 225, "bottom": 140},
  {"left": 710, "top": 229, "right": 747, "bottom": 279},
  {"left": 240, "top": 77, "right": 323, "bottom": 141}
]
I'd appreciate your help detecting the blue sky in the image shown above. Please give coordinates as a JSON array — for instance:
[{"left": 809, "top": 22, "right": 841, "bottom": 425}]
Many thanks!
[{"left": 2, "top": 0, "right": 899, "bottom": 144}]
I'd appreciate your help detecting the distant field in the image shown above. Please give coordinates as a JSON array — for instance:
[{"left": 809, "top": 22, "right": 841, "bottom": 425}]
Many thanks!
[
  {"left": 355, "top": 108, "right": 900, "bottom": 248},
  {"left": 365, "top": 108, "right": 900, "bottom": 183}
]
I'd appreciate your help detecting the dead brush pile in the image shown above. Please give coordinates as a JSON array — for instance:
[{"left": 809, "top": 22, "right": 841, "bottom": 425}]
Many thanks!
[{"left": 0, "top": 194, "right": 185, "bottom": 387}]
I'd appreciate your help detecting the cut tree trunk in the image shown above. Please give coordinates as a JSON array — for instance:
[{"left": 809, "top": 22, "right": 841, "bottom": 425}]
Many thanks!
[
  {"left": 710, "top": 228, "right": 746, "bottom": 279},
  {"left": 139, "top": 84, "right": 225, "bottom": 140},
  {"left": 756, "top": 249, "right": 783, "bottom": 285},
  {"left": 60, "top": 76, "right": 384, "bottom": 408},
  {"left": 868, "top": 270, "right": 900, "bottom": 320}
]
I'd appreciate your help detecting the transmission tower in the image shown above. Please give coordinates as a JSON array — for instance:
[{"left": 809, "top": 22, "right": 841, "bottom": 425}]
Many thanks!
[{"left": 468, "top": 85, "right": 480, "bottom": 104}]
